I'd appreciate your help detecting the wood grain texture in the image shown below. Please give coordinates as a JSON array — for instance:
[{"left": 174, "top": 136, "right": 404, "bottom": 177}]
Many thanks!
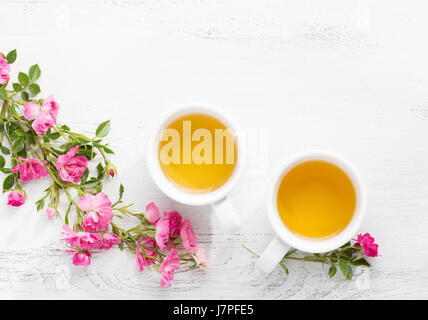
[{"left": 0, "top": 0, "right": 427, "bottom": 299}]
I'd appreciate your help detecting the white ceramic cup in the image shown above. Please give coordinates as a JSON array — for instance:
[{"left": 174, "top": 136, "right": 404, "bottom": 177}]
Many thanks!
[
  {"left": 257, "top": 150, "right": 366, "bottom": 273},
  {"left": 147, "top": 104, "right": 245, "bottom": 234}
]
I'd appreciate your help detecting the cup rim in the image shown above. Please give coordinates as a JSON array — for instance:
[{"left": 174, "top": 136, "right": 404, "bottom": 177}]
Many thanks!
[
  {"left": 146, "top": 103, "right": 245, "bottom": 206},
  {"left": 267, "top": 150, "right": 366, "bottom": 253}
]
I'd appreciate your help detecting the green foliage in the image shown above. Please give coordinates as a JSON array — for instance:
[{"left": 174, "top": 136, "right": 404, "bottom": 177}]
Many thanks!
[
  {"left": 3, "top": 174, "right": 15, "bottom": 192},
  {"left": 96, "top": 120, "right": 110, "bottom": 138},
  {"left": 6, "top": 49, "right": 17, "bottom": 64},
  {"left": 29, "top": 64, "right": 41, "bottom": 81},
  {"left": 0, "top": 87, "right": 7, "bottom": 100},
  {"left": 18, "top": 72, "right": 29, "bottom": 87}
]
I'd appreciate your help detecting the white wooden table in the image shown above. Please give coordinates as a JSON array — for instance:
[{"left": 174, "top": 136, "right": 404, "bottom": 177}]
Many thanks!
[{"left": 1, "top": 0, "right": 427, "bottom": 299}]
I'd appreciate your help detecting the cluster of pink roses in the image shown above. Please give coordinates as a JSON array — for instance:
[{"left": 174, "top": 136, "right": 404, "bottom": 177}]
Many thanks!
[
  {"left": 137, "top": 202, "right": 207, "bottom": 287},
  {"left": 0, "top": 54, "right": 10, "bottom": 84},
  {"left": 23, "top": 95, "right": 59, "bottom": 134},
  {"left": 62, "top": 192, "right": 121, "bottom": 266},
  {"left": 7, "top": 96, "right": 89, "bottom": 211},
  {"left": 354, "top": 233, "right": 379, "bottom": 257},
  {"left": 2, "top": 52, "right": 207, "bottom": 288}
]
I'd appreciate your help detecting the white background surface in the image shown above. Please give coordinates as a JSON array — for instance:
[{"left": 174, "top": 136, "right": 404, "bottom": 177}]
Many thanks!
[{"left": 1, "top": 0, "right": 428, "bottom": 299}]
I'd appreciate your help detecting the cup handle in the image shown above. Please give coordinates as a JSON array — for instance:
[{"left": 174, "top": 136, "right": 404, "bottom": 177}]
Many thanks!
[
  {"left": 211, "top": 196, "right": 241, "bottom": 234},
  {"left": 257, "top": 236, "right": 290, "bottom": 273}
]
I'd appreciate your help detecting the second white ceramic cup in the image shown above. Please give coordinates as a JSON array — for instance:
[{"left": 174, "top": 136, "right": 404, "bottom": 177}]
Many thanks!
[
  {"left": 147, "top": 104, "right": 245, "bottom": 234},
  {"left": 257, "top": 150, "right": 366, "bottom": 274}
]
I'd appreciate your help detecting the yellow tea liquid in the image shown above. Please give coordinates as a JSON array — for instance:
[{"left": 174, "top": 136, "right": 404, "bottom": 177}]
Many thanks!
[
  {"left": 158, "top": 113, "right": 237, "bottom": 193},
  {"left": 277, "top": 160, "right": 356, "bottom": 238}
]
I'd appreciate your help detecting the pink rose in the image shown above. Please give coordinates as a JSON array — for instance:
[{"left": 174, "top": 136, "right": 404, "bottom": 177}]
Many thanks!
[
  {"left": 24, "top": 95, "right": 60, "bottom": 134},
  {"left": 80, "top": 193, "right": 113, "bottom": 232},
  {"left": 98, "top": 233, "right": 121, "bottom": 250},
  {"left": 12, "top": 157, "right": 48, "bottom": 182},
  {"left": 354, "top": 233, "right": 379, "bottom": 257},
  {"left": 191, "top": 246, "right": 208, "bottom": 270},
  {"left": 61, "top": 225, "right": 100, "bottom": 250},
  {"left": 68, "top": 250, "right": 91, "bottom": 266},
  {"left": 56, "top": 146, "right": 88, "bottom": 183},
  {"left": 159, "top": 249, "right": 180, "bottom": 288},
  {"left": 165, "top": 211, "right": 182, "bottom": 236},
  {"left": 136, "top": 237, "right": 157, "bottom": 271},
  {"left": 0, "top": 54, "right": 10, "bottom": 85},
  {"left": 180, "top": 219, "right": 197, "bottom": 252},
  {"left": 7, "top": 191, "right": 25, "bottom": 207},
  {"left": 155, "top": 217, "right": 170, "bottom": 250},
  {"left": 46, "top": 207, "right": 56, "bottom": 219},
  {"left": 109, "top": 168, "right": 115, "bottom": 177},
  {"left": 145, "top": 202, "right": 160, "bottom": 225}
]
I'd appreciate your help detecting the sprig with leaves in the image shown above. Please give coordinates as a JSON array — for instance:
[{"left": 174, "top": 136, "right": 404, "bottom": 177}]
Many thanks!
[{"left": 243, "top": 233, "right": 379, "bottom": 280}]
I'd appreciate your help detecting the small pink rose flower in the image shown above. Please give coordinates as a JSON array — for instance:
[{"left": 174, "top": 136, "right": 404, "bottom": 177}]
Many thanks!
[
  {"left": 0, "top": 53, "right": 10, "bottom": 85},
  {"left": 191, "top": 246, "right": 208, "bottom": 270},
  {"left": 98, "top": 233, "right": 121, "bottom": 250},
  {"left": 68, "top": 250, "right": 91, "bottom": 266},
  {"left": 180, "top": 219, "right": 197, "bottom": 252},
  {"left": 155, "top": 217, "right": 170, "bottom": 250},
  {"left": 7, "top": 191, "right": 25, "bottom": 207},
  {"left": 56, "top": 146, "right": 88, "bottom": 183},
  {"left": 12, "top": 157, "right": 48, "bottom": 182},
  {"left": 23, "top": 95, "right": 60, "bottom": 134},
  {"left": 80, "top": 192, "right": 113, "bottom": 232},
  {"left": 109, "top": 168, "right": 115, "bottom": 177},
  {"left": 145, "top": 202, "right": 160, "bottom": 225},
  {"left": 46, "top": 207, "right": 56, "bottom": 219},
  {"left": 61, "top": 225, "right": 100, "bottom": 250},
  {"left": 165, "top": 211, "right": 182, "bottom": 236},
  {"left": 354, "top": 233, "right": 379, "bottom": 257},
  {"left": 160, "top": 249, "right": 180, "bottom": 288},
  {"left": 136, "top": 237, "right": 157, "bottom": 271}
]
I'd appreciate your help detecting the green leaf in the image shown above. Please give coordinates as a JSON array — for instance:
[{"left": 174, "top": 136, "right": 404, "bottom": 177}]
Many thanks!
[
  {"left": 350, "top": 257, "right": 371, "bottom": 267},
  {"left": 280, "top": 262, "right": 289, "bottom": 275},
  {"left": 29, "top": 64, "right": 41, "bottom": 81},
  {"left": 339, "top": 261, "right": 353, "bottom": 280},
  {"left": 47, "top": 132, "right": 60, "bottom": 140},
  {"left": 80, "top": 168, "right": 89, "bottom": 184},
  {"left": 61, "top": 124, "right": 70, "bottom": 131},
  {"left": 36, "top": 199, "right": 45, "bottom": 211},
  {"left": 314, "top": 253, "right": 329, "bottom": 264},
  {"left": 26, "top": 134, "right": 35, "bottom": 145},
  {"left": 95, "top": 120, "right": 110, "bottom": 138},
  {"left": 96, "top": 162, "right": 104, "bottom": 179},
  {"left": 15, "top": 129, "right": 26, "bottom": 137},
  {"left": 340, "top": 241, "right": 351, "bottom": 249},
  {"left": 0, "top": 87, "right": 7, "bottom": 100},
  {"left": 21, "top": 91, "right": 29, "bottom": 101},
  {"left": 28, "top": 83, "right": 41, "bottom": 95},
  {"left": 18, "top": 72, "right": 29, "bottom": 86},
  {"left": 0, "top": 155, "right": 5, "bottom": 168},
  {"left": 1, "top": 145, "right": 10, "bottom": 155},
  {"left": 76, "top": 137, "right": 91, "bottom": 144},
  {"left": 0, "top": 168, "right": 11, "bottom": 174},
  {"left": 328, "top": 265, "right": 337, "bottom": 278},
  {"left": 12, "top": 83, "right": 22, "bottom": 92},
  {"left": 3, "top": 174, "right": 15, "bottom": 191},
  {"left": 6, "top": 50, "right": 17, "bottom": 64},
  {"left": 17, "top": 148, "right": 27, "bottom": 158},
  {"left": 103, "top": 146, "right": 114, "bottom": 154},
  {"left": 119, "top": 184, "right": 124, "bottom": 200},
  {"left": 12, "top": 139, "right": 25, "bottom": 153}
]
